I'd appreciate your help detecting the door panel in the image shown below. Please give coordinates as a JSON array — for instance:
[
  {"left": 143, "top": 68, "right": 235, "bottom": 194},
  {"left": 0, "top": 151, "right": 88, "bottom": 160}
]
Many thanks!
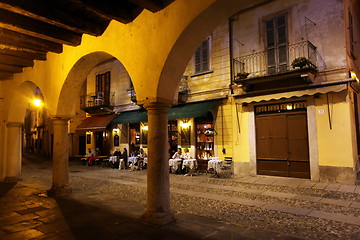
[{"left": 256, "top": 112, "right": 310, "bottom": 179}]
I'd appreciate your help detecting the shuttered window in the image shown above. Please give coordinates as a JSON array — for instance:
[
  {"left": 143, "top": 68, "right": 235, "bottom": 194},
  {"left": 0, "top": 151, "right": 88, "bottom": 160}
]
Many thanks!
[
  {"left": 266, "top": 15, "right": 288, "bottom": 74},
  {"left": 195, "top": 38, "right": 210, "bottom": 73}
]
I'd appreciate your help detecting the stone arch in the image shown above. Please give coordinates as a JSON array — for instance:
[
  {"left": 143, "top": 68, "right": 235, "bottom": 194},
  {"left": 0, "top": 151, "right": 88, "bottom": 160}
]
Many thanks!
[
  {"left": 56, "top": 51, "right": 129, "bottom": 116},
  {"left": 7, "top": 81, "right": 44, "bottom": 123},
  {"left": 157, "top": 0, "right": 267, "bottom": 103}
]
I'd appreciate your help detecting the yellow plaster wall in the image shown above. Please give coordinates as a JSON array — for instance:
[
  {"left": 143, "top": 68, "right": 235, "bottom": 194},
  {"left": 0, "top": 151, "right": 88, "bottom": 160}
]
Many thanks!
[
  {"left": 215, "top": 99, "right": 233, "bottom": 160},
  {"left": 315, "top": 91, "right": 355, "bottom": 168},
  {"left": 184, "top": 21, "right": 230, "bottom": 102}
]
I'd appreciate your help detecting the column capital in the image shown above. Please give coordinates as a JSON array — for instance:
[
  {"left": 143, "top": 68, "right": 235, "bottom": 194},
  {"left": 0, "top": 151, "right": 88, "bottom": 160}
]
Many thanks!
[
  {"left": 6, "top": 122, "right": 23, "bottom": 127},
  {"left": 143, "top": 101, "right": 172, "bottom": 111},
  {"left": 50, "top": 115, "right": 73, "bottom": 125}
]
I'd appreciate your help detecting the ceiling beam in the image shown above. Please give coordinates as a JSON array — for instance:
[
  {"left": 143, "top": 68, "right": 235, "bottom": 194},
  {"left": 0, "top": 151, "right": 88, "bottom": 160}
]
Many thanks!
[
  {"left": 0, "top": 45, "right": 47, "bottom": 61},
  {"left": 0, "top": 54, "right": 34, "bottom": 67},
  {"left": 68, "top": 0, "right": 138, "bottom": 24},
  {"left": 0, "top": 8, "right": 82, "bottom": 46},
  {"left": 0, "top": 71, "right": 13, "bottom": 80},
  {"left": 130, "top": 0, "right": 164, "bottom": 12},
  {"left": 0, "top": 28, "right": 63, "bottom": 53},
  {"left": 0, "top": 0, "right": 106, "bottom": 36},
  {"left": 0, "top": 63, "right": 23, "bottom": 73}
]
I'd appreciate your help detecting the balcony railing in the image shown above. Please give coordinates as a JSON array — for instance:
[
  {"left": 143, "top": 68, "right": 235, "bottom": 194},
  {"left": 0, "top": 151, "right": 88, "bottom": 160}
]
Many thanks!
[
  {"left": 80, "top": 91, "right": 114, "bottom": 110},
  {"left": 233, "top": 41, "right": 317, "bottom": 80}
]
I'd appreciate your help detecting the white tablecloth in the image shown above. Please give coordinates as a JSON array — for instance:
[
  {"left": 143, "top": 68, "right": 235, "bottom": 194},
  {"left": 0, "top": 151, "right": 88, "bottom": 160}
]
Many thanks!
[
  {"left": 169, "top": 158, "right": 182, "bottom": 172},
  {"left": 207, "top": 159, "right": 223, "bottom": 171},
  {"left": 109, "top": 156, "right": 118, "bottom": 163},
  {"left": 182, "top": 159, "right": 197, "bottom": 170},
  {"left": 128, "top": 156, "right": 138, "bottom": 165}
]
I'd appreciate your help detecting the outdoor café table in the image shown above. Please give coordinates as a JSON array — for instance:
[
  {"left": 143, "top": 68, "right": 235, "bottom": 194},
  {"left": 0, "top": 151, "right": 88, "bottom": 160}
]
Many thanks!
[
  {"left": 207, "top": 159, "right": 223, "bottom": 174},
  {"left": 169, "top": 158, "right": 182, "bottom": 173},
  {"left": 128, "top": 156, "right": 138, "bottom": 165},
  {"left": 182, "top": 159, "right": 197, "bottom": 176},
  {"left": 109, "top": 156, "right": 118, "bottom": 163}
]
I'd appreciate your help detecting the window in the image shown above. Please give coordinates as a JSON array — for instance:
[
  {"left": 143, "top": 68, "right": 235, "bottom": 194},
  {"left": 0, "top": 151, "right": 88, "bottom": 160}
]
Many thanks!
[
  {"left": 349, "top": 9, "right": 356, "bottom": 59},
  {"left": 194, "top": 38, "right": 210, "bottom": 73},
  {"left": 265, "top": 15, "right": 288, "bottom": 74},
  {"left": 95, "top": 71, "right": 110, "bottom": 104}
]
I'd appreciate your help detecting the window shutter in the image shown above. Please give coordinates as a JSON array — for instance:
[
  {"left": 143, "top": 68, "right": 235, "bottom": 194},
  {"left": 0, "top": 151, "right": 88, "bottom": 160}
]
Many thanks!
[
  {"left": 194, "top": 38, "right": 210, "bottom": 73},
  {"left": 202, "top": 39, "right": 209, "bottom": 71},
  {"left": 266, "top": 15, "right": 288, "bottom": 74},
  {"left": 195, "top": 48, "right": 201, "bottom": 73}
]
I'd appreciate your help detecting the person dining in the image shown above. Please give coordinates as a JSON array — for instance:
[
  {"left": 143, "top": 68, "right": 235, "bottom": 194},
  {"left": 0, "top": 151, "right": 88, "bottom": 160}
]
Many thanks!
[
  {"left": 183, "top": 148, "right": 191, "bottom": 160},
  {"left": 169, "top": 148, "right": 183, "bottom": 173},
  {"left": 172, "top": 148, "right": 182, "bottom": 159}
]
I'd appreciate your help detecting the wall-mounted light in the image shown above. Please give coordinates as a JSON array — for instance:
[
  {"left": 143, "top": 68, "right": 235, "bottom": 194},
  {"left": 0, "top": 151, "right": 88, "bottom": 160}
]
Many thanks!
[
  {"left": 351, "top": 71, "right": 359, "bottom": 82},
  {"left": 33, "top": 99, "right": 43, "bottom": 107},
  {"left": 141, "top": 125, "right": 148, "bottom": 131},
  {"left": 113, "top": 128, "right": 118, "bottom": 134},
  {"left": 180, "top": 120, "right": 190, "bottom": 129},
  {"left": 286, "top": 104, "right": 293, "bottom": 110}
]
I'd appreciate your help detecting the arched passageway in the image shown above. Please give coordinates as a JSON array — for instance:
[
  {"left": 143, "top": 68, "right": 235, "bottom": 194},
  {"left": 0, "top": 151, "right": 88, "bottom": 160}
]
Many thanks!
[
  {"left": 3, "top": 82, "right": 45, "bottom": 182},
  {"left": 0, "top": 0, "right": 273, "bottom": 226}
]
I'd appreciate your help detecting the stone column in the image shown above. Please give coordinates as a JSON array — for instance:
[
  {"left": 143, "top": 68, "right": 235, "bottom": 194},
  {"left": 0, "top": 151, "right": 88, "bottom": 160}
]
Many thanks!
[
  {"left": 141, "top": 102, "right": 175, "bottom": 225},
  {"left": 5, "top": 122, "right": 23, "bottom": 182},
  {"left": 48, "top": 118, "right": 71, "bottom": 196}
]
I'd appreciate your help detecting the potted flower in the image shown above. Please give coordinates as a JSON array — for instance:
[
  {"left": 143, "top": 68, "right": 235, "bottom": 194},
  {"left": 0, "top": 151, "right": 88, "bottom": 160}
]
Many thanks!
[
  {"left": 235, "top": 72, "right": 250, "bottom": 80},
  {"left": 291, "top": 57, "right": 311, "bottom": 69}
]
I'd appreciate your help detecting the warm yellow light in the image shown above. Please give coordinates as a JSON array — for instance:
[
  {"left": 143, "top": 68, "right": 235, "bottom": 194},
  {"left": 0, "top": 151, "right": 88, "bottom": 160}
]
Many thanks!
[
  {"left": 142, "top": 125, "right": 148, "bottom": 131},
  {"left": 33, "top": 99, "right": 42, "bottom": 107},
  {"left": 351, "top": 71, "right": 359, "bottom": 82},
  {"left": 180, "top": 121, "right": 190, "bottom": 128},
  {"left": 286, "top": 104, "right": 293, "bottom": 110}
]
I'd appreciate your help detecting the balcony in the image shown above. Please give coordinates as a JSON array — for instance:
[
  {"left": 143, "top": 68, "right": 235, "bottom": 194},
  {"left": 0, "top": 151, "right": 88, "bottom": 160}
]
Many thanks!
[
  {"left": 80, "top": 92, "right": 114, "bottom": 114},
  {"left": 233, "top": 41, "right": 318, "bottom": 92}
]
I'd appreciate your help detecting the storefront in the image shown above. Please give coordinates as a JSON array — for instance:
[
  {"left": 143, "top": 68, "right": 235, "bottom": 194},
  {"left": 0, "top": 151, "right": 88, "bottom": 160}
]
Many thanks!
[{"left": 76, "top": 114, "right": 116, "bottom": 156}]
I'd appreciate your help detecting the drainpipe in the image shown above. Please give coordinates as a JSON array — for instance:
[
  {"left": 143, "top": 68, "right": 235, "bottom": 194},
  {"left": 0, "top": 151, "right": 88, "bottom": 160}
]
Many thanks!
[{"left": 229, "top": 17, "right": 234, "bottom": 95}]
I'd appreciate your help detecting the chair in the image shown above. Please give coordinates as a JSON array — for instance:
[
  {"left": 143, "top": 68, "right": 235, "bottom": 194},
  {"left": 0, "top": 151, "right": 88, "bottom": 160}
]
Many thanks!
[
  {"left": 118, "top": 158, "right": 125, "bottom": 170},
  {"left": 94, "top": 92, "right": 104, "bottom": 106},
  {"left": 218, "top": 157, "right": 232, "bottom": 178}
]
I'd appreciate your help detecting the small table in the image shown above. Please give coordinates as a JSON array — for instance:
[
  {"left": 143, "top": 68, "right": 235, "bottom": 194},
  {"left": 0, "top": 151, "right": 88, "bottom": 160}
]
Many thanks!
[
  {"left": 169, "top": 158, "right": 182, "bottom": 173},
  {"left": 182, "top": 159, "right": 197, "bottom": 176},
  {"left": 207, "top": 159, "right": 223, "bottom": 174}
]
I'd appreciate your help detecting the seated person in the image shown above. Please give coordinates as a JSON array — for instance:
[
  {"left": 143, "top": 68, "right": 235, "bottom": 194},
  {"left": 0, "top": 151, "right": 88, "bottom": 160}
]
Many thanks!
[
  {"left": 172, "top": 148, "right": 183, "bottom": 159},
  {"left": 183, "top": 148, "right": 191, "bottom": 160},
  {"left": 85, "top": 148, "right": 96, "bottom": 166},
  {"left": 136, "top": 148, "right": 147, "bottom": 168},
  {"left": 95, "top": 148, "right": 102, "bottom": 156}
]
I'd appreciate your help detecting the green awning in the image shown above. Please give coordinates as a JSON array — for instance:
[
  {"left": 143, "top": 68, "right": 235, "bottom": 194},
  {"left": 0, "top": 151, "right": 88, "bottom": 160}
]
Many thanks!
[
  {"left": 111, "top": 100, "right": 219, "bottom": 124},
  {"left": 168, "top": 100, "right": 219, "bottom": 120},
  {"left": 111, "top": 110, "right": 148, "bottom": 124}
]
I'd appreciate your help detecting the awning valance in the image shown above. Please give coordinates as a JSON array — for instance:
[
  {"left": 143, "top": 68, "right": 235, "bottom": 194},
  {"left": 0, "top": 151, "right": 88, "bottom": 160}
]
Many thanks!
[
  {"left": 111, "top": 110, "right": 148, "bottom": 124},
  {"left": 111, "top": 100, "right": 220, "bottom": 125},
  {"left": 76, "top": 114, "right": 115, "bottom": 132},
  {"left": 168, "top": 100, "right": 219, "bottom": 120},
  {"left": 237, "top": 84, "right": 347, "bottom": 104}
]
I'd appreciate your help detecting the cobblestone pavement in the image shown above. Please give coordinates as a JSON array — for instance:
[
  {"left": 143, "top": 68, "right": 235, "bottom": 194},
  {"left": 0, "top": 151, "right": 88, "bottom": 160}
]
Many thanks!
[{"left": 1, "top": 154, "right": 360, "bottom": 239}]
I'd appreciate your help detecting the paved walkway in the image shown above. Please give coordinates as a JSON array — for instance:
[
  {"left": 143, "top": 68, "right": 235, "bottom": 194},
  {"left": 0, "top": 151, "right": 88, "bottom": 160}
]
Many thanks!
[{"left": 1, "top": 156, "right": 360, "bottom": 239}]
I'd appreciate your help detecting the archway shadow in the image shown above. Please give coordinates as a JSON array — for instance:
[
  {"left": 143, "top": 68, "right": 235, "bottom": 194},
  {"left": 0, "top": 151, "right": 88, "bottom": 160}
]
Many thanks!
[
  {"left": 53, "top": 195, "right": 199, "bottom": 240},
  {"left": 0, "top": 182, "right": 17, "bottom": 197}
]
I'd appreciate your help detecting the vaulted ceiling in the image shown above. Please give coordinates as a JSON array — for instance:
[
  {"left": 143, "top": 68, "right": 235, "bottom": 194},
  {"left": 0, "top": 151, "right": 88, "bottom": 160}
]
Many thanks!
[{"left": 0, "top": 0, "right": 174, "bottom": 80}]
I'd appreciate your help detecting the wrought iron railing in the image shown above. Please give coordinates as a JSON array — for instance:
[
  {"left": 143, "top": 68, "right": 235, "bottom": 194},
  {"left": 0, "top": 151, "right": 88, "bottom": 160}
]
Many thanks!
[
  {"left": 80, "top": 91, "right": 114, "bottom": 109},
  {"left": 233, "top": 41, "right": 317, "bottom": 80}
]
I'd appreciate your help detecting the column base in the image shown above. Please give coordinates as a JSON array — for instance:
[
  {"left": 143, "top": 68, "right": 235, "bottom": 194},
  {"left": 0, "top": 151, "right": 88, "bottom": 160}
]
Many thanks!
[
  {"left": 47, "top": 186, "right": 72, "bottom": 197},
  {"left": 141, "top": 210, "right": 176, "bottom": 226},
  {"left": 4, "top": 176, "right": 22, "bottom": 183}
]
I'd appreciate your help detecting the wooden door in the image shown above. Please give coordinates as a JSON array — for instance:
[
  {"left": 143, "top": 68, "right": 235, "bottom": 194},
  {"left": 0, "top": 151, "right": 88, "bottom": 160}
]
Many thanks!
[{"left": 256, "top": 113, "right": 310, "bottom": 178}]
